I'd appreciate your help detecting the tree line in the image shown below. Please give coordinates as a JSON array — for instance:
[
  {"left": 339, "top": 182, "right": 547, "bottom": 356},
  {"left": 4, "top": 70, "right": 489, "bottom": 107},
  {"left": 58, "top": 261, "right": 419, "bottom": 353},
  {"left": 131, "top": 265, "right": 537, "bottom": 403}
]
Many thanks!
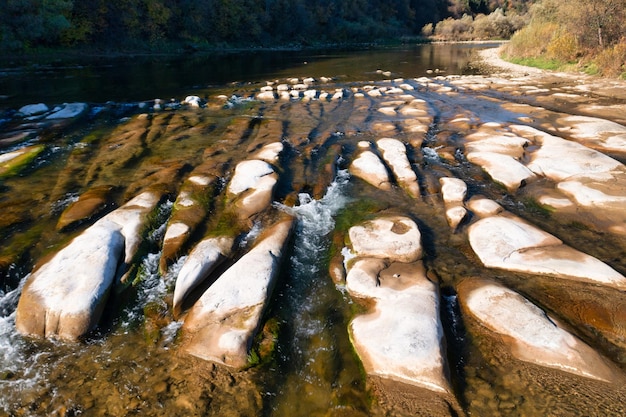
[{"left": 0, "top": 0, "right": 531, "bottom": 52}]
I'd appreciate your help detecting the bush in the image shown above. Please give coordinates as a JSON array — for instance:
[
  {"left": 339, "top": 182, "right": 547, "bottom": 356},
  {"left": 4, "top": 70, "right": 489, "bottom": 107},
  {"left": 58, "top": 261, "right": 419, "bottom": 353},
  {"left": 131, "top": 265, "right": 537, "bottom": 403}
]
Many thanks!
[
  {"left": 434, "top": 14, "right": 474, "bottom": 41},
  {"left": 504, "top": 21, "right": 559, "bottom": 58},
  {"left": 592, "top": 39, "right": 626, "bottom": 78},
  {"left": 421, "top": 23, "right": 434, "bottom": 37},
  {"left": 546, "top": 29, "right": 579, "bottom": 62}
]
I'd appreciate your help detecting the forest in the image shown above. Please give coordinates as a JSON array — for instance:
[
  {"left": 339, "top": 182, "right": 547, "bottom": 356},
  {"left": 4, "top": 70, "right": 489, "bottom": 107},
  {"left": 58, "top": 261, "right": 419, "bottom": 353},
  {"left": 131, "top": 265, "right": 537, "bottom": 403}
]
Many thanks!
[{"left": 0, "top": 0, "right": 532, "bottom": 52}]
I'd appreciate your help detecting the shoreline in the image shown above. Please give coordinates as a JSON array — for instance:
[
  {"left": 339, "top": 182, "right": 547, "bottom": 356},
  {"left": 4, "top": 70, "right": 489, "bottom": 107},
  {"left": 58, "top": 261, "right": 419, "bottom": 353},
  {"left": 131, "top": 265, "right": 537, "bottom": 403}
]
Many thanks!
[{"left": 476, "top": 45, "right": 546, "bottom": 76}]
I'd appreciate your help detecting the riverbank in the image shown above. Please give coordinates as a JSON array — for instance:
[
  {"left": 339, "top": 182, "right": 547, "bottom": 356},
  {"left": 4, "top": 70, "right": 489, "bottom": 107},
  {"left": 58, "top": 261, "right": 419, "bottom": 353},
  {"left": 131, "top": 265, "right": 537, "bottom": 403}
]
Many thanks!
[{"left": 477, "top": 45, "right": 545, "bottom": 76}]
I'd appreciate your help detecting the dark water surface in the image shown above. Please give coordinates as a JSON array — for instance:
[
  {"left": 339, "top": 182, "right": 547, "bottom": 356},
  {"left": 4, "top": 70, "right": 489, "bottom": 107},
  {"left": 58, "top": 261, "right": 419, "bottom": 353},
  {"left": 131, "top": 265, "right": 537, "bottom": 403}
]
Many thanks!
[{"left": 0, "top": 43, "right": 497, "bottom": 109}]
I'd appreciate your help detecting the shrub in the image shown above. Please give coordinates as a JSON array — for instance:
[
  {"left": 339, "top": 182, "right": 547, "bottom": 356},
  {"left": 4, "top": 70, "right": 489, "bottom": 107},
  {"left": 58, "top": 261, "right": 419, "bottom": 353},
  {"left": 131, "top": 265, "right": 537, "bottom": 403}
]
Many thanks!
[
  {"left": 546, "top": 29, "right": 579, "bottom": 62},
  {"left": 434, "top": 14, "right": 474, "bottom": 41},
  {"left": 505, "top": 21, "right": 559, "bottom": 58},
  {"left": 592, "top": 38, "right": 626, "bottom": 78},
  {"left": 421, "top": 23, "right": 434, "bottom": 37}
]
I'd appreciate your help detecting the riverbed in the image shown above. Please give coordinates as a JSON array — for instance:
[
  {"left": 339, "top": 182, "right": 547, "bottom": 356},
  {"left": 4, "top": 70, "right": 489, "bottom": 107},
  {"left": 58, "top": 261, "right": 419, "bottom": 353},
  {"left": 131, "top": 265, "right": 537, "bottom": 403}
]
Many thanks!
[{"left": 1, "top": 43, "right": 625, "bottom": 416}]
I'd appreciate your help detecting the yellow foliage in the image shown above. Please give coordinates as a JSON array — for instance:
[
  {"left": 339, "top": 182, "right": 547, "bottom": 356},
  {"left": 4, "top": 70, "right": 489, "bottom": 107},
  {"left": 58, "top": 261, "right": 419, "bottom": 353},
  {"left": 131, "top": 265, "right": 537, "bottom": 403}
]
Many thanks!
[
  {"left": 593, "top": 39, "right": 626, "bottom": 78},
  {"left": 547, "top": 30, "right": 579, "bottom": 62},
  {"left": 505, "top": 21, "right": 559, "bottom": 58}
]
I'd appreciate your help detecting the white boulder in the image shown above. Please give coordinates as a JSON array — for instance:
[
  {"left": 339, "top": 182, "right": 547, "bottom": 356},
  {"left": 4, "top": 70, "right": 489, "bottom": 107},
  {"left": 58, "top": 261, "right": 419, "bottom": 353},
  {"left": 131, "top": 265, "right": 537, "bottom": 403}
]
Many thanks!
[
  {"left": 173, "top": 236, "right": 234, "bottom": 317},
  {"left": 15, "top": 191, "right": 162, "bottom": 340},
  {"left": 468, "top": 215, "right": 626, "bottom": 290},
  {"left": 45, "top": 102, "right": 89, "bottom": 120},
  {"left": 377, "top": 138, "right": 420, "bottom": 198},
  {"left": 349, "top": 150, "right": 391, "bottom": 190},
  {"left": 182, "top": 218, "right": 293, "bottom": 368},
  {"left": 348, "top": 216, "right": 422, "bottom": 263},
  {"left": 466, "top": 151, "right": 536, "bottom": 192},
  {"left": 458, "top": 280, "right": 619, "bottom": 382},
  {"left": 19, "top": 103, "right": 49, "bottom": 117},
  {"left": 253, "top": 142, "right": 283, "bottom": 163},
  {"left": 347, "top": 260, "right": 450, "bottom": 393},
  {"left": 439, "top": 177, "right": 467, "bottom": 204}
]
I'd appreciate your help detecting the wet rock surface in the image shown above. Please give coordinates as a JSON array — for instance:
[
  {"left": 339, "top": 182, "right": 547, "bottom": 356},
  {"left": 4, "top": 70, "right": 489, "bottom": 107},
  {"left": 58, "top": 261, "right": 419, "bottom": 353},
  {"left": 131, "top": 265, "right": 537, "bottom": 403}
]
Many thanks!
[{"left": 1, "top": 53, "right": 626, "bottom": 416}]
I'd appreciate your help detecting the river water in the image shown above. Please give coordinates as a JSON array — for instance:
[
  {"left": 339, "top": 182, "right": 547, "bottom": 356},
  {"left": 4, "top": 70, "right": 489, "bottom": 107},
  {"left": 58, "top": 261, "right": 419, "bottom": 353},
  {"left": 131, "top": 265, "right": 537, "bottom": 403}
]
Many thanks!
[{"left": 1, "top": 43, "right": 625, "bottom": 416}]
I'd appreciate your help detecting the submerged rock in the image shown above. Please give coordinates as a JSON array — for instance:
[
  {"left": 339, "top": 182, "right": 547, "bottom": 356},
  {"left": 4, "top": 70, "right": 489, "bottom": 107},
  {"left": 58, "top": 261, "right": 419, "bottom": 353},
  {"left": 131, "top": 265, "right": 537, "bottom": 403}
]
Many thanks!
[
  {"left": 182, "top": 217, "right": 293, "bottom": 368},
  {"left": 458, "top": 279, "right": 619, "bottom": 382},
  {"left": 0, "top": 145, "right": 45, "bottom": 179},
  {"left": 56, "top": 185, "right": 116, "bottom": 231},
  {"left": 16, "top": 191, "right": 162, "bottom": 340}
]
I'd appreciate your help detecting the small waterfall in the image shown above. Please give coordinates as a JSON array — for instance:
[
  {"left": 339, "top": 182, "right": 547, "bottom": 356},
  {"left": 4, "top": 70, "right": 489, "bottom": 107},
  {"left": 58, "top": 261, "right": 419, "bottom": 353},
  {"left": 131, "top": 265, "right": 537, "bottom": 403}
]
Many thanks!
[{"left": 270, "top": 170, "right": 367, "bottom": 415}]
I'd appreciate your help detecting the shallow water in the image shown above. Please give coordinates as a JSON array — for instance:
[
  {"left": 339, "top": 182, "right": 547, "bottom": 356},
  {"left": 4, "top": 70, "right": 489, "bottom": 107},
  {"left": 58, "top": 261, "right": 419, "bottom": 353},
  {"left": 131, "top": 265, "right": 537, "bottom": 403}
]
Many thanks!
[{"left": 1, "top": 44, "right": 626, "bottom": 416}]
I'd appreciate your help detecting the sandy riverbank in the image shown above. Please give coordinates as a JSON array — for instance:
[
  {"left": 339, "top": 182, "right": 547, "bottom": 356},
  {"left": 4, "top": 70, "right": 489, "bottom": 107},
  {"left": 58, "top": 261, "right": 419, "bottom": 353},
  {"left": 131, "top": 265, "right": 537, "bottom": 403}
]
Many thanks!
[{"left": 477, "top": 45, "right": 546, "bottom": 76}]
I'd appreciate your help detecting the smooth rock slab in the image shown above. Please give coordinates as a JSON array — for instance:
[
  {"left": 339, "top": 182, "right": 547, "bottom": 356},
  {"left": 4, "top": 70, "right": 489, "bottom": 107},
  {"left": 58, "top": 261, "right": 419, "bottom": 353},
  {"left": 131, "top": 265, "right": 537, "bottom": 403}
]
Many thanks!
[
  {"left": 349, "top": 150, "right": 391, "bottom": 190},
  {"left": 439, "top": 177, "right": 467, "bottom": 204},
  {"left": 458, "top": 279, "right": 619, "bottom": 382},
  {"left": 45, "top": 102, "right": 89, "bottom": 120},
  {"left": 172, "top": 236, "right": 234, "bottom": 318},
  {"left": 0, "top": 145, "right": 45, "bottom": 178},
  {"left": 377, "top": 138, "right": 420, "bottom": 198},
  {"left": 16, "top": 191, "right": 162, "bottom": 340},
  {"left": 555, "top": 115, "right": 626, "bottom": 153},
  {"left": 466, "top": 196, "right": 503, "bottom": 218},
  {"left": 183, "top": 218, "right": 293, "bottom": 368},
  {"left": 522, "top": 128, "right": 622, "bottom": 181},
  {"left": 228, "top": 159, "right": 278, "bottom": 221},
  {"left": 468, "top": 215, "right": 626, "bottom": 290},
  {"left": 348, "top": 216, "right": 422, "bottom": 263},
  {"left": 347, "top": 259, "right": 450, "bottom": 393},
  {"left": 466, "top": 151, "right": 536, "bottom": 192},
  {"left": 228, "top": 160, "right": 275, "bottom": 195},
  {"left": 16, "top": 220, "right": 124, "bottom": 340},
  {"left": 253, "top": 142, "right": 283, "bottom": 163}
]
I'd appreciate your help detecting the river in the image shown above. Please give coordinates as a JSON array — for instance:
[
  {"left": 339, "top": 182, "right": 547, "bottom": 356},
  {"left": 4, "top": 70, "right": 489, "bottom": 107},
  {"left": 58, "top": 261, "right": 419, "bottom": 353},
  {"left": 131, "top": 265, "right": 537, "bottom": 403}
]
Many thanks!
[{"left": 1, "top": 43, "right": 625, "bottom": 416}]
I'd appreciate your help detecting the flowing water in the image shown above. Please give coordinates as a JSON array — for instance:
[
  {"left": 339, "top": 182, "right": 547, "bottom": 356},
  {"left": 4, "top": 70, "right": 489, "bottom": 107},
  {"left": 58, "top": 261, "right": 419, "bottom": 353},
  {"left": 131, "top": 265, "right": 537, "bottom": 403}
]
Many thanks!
[{"left": 1, "top": 43, "right": 626, "bottom": 416}]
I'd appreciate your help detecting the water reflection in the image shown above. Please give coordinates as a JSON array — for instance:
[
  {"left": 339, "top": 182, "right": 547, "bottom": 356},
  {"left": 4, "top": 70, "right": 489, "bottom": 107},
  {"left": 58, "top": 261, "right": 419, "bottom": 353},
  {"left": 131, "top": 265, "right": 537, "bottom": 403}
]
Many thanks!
[{"left": 0, "top": 43, "right": 499, "bottom": 109}]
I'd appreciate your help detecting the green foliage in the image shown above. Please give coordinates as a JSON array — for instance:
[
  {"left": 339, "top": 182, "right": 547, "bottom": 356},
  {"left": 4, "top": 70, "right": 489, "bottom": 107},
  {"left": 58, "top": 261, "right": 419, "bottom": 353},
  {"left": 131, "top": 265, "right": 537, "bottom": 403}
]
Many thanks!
[
  {"left": 0, "top": 0, "right": 72, "bottom": 50},
  {"left": 0, "top": 0, "right": 505, "bottom": 52}
]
